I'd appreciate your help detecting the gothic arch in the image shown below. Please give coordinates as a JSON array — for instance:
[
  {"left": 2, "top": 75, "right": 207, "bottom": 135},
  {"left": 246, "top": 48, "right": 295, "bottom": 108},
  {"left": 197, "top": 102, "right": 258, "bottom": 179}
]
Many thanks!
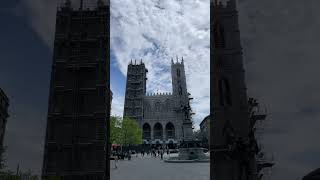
[
  {"left": 144, "top": 101, "right": 151, "bottom": 111},
  {"left": 142, "top": 123, "right": 151, "bottom": 140},
  {"left": 155, "top": 101, "right": 161, "bottom": 112},
  {"left": 165, "top": 122, "right": 175, "bottom": 139},
  {"left": 153, "top": 123, "right": 163, "bottom": 139},
  {"left": 214, "top": 21, "right": 225, "bottom": 48},
  {"left": 164, "top": 99, "right": 171, "bottom": 111},
  {"left": 219, "top": 78, "right": 232, "bottom": 106},
  {"left": 177, "top": 69, "right": 181, "bottom": 77}
]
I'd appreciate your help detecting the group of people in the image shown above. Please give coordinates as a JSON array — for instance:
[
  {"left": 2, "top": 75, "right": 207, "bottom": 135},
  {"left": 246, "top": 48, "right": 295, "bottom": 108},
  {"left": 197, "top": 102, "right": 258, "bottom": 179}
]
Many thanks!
[
  {"left": 111, "top": 147, "right": 175, "bottom": 168},
  {"left": 140, "top": 147, "right": 170, "bottom": 160}
]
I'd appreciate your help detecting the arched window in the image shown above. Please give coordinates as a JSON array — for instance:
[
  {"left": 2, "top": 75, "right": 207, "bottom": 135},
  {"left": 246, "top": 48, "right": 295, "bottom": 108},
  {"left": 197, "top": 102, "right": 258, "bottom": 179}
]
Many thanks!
[
  {"left": 153, "top": 123, "right": 163, "bottom": 139},
  {"left": 179, "top": 86, "right": 182, "bottom": 95},
  {"left": 165, "top": 99, "right": 170, "bottom": 111},
  {"left": 143, "top": 123, "right": 151, "bottom": 140},
  {"left": 214, "top": 22, "right": 225, "bottom": 48},
  {"left": 219, "top": 78, "right": 232, "bottom": 106},
  {"left": 177, "top": 69, "right": 181, "bottom": 77},
  {"left": 155, "top": 102, "right": 161, "bottom": 112},
  {"left": 165, "top": 122, "right": 175, "bottom": 139},
  {"left": 219, "top": 26, "right": 225, "bottom": 48}
]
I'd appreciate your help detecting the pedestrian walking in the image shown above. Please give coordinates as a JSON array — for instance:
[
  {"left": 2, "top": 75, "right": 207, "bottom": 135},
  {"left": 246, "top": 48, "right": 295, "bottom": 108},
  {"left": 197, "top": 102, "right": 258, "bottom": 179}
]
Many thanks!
[{"left": 114, "top": 155, "right": 118, "bottom": 169}]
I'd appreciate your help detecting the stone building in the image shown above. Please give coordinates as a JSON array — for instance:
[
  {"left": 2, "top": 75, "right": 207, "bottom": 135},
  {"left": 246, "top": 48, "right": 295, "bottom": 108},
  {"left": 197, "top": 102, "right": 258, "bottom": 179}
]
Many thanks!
[
  {"left": 123, "top": 58, "right": 193, "bottom": 148},
  {"left": 42, "top": 1, "right": 110, "bottom": 179},
  {"left": 211, "top": 0, "right": 272, "bottom": 179},
  {"left": 0, "top": 88, "right": 9, "bottom": 151}
]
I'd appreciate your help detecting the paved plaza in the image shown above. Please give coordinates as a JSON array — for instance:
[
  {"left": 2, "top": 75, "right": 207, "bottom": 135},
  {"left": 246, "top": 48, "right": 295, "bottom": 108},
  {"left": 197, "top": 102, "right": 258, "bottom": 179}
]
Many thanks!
[{"left": 110, "top": 153, "right": 210, "bottom": 180}]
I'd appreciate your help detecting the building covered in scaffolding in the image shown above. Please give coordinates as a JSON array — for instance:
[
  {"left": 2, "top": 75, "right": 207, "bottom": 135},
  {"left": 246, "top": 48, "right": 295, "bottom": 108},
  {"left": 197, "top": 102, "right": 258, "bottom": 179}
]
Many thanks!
[{"left": 42, "top": 0, "right": 110, "bottom": 179}]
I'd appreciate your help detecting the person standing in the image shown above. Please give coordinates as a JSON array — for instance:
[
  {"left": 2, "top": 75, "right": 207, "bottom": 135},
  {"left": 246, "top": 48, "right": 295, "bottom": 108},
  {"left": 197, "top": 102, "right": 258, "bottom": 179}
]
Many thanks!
[
  {"left": 128, "top": 150, "right": 132, "bottom": 160},
  {"left": 160, "top": 149, "right": 164, "bottom": 160},
  {"left": 114, "top": 155, "right": 118, "bottom": 169}
]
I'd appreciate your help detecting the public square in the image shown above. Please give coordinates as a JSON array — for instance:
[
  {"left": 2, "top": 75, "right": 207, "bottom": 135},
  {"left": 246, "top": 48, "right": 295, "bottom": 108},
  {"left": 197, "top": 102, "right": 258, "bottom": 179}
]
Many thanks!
[{"left": 110, "top": 153, "right": 210, "bottom": 180}]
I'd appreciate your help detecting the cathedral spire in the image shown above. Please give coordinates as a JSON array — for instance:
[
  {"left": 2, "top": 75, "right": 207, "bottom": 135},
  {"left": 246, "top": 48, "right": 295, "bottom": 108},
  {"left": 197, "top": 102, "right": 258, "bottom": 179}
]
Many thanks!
[
  {"left": 130, "top": 59, "right": 132, "bottom": 64},
  {"left": 171, "top": 57, "right": 174, "bottom": 64},
  {"left": 182, "top": 56, "right": 184, "bottom": 64}
]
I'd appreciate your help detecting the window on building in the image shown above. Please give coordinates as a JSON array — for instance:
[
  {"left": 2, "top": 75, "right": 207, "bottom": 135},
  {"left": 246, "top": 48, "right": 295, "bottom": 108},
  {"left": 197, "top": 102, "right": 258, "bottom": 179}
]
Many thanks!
[
  {"left": 214, "top": 22, "right": 226, "bottom": 48},
  {"left": 179, "top": 86, "right": 182, "bottom": 95},
  {"left": 53, "top": 94, "right": 64, "bottom": 113},
  {"left": 155, "top": 102, "right": 161, "bottom": 112},
  {"left": 153, "top": 123, "right": 163, "bottom": 139},
  {"left": 143, "top": 123, "right": 151, "bottom": 139},
  {"left": 166, "top": 122, "right": 175, "bottom": 138},
  {"left": 219, "top": 78, "right": 232, "bottom": 106}
]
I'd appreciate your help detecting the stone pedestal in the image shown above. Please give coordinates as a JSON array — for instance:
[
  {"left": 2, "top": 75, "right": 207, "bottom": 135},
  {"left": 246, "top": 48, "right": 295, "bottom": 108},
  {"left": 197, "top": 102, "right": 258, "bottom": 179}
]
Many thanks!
[{"left": 182, "top": 121, "right": 193, "bottom": 140}]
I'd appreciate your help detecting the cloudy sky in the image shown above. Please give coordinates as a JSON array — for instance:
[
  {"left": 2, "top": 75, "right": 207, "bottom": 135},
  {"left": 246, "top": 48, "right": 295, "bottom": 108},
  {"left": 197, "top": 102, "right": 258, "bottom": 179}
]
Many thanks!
[
  {"left": 110, "top": 0, "right": 210, "bottom": 130},
  {"left": 0, "top": 0, "right": 320, "bottom": 179}
]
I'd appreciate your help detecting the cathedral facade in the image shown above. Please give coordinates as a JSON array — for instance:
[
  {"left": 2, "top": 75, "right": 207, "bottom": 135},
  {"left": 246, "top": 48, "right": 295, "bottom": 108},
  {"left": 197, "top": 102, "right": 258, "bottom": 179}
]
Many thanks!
[{"left": 123, "top": 58, "right": 193, "bottom": 147}]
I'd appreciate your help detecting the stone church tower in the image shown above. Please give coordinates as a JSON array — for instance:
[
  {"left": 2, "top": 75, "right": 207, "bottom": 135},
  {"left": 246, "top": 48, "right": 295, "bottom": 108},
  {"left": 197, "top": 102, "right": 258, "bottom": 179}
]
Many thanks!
[
  {"left": 123, "top": 58, "right": 193, "bottom": 147},
  {"left": 123, "top": 60, "right": 147, "bottom": 126},
  {"left": 42, "top": 1, "right": 109, "bottom": 179},
  {"left": 171, "top": 59, "right": 193, "bottom": 139},
  {"left": 211, "top": 0, "right": 259, "bottom": 179}
]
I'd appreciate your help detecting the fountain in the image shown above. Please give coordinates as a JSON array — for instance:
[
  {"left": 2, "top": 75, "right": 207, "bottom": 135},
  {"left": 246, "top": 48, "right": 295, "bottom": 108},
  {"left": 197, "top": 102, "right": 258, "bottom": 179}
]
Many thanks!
[{"left": 164, "top": 103, "right": 210, "bottom": 163}]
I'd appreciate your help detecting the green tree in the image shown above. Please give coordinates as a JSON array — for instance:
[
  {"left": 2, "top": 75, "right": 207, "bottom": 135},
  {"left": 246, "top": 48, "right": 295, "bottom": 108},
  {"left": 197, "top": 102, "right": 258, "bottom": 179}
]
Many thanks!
[
  {"left": 110, "top": 116, "right": 122, "bottom": 144},
  {"left": 120, "top": 117, "right": 142, "bottom": 145},
  {"left": 110, "top": 116, "right": 142, "bottom": 146}
]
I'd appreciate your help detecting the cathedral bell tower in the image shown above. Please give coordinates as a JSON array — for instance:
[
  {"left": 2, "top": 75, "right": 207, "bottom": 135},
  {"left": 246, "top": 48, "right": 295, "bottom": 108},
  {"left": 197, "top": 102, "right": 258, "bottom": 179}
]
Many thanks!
[
  {"left": 211, "top": 0, "right": 259, "bottom": 179},
  {"left": 171, "top": 57, "right": 188, "bottom": 103},
  {"left": 123, "top": 59, "right": 147, "bottom": 125},
  {"left": 171, "top": 57, "right": 193, "bottom": 140}
]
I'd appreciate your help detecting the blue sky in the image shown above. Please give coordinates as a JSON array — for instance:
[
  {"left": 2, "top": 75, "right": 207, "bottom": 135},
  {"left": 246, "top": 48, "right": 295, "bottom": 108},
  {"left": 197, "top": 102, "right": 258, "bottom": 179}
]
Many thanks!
[
  {"left": 1, "top": 0, "right": 320, "bottom": 180},
  {"left": 110, "top": 0, "right": 211, "bottom": 130}
]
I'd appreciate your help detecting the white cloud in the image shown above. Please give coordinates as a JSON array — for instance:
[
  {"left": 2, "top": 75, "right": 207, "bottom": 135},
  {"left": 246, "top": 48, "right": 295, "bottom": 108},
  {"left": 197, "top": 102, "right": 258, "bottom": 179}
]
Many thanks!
[
  {"left": 110, "top": 0, "right": 210, "bottom": 129},
  {"left": 111, "top": 86, "right": 125, "bottom": 117}
]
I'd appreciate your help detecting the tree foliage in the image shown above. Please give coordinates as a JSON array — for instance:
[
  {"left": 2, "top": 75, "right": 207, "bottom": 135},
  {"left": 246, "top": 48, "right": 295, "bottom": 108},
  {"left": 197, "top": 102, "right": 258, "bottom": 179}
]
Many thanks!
[
  {"left": 110, "top": 116, "right": 142, "bottom": 145},
  {"left": 110, "top": 116, "right": 122, "bottom": 144}
]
